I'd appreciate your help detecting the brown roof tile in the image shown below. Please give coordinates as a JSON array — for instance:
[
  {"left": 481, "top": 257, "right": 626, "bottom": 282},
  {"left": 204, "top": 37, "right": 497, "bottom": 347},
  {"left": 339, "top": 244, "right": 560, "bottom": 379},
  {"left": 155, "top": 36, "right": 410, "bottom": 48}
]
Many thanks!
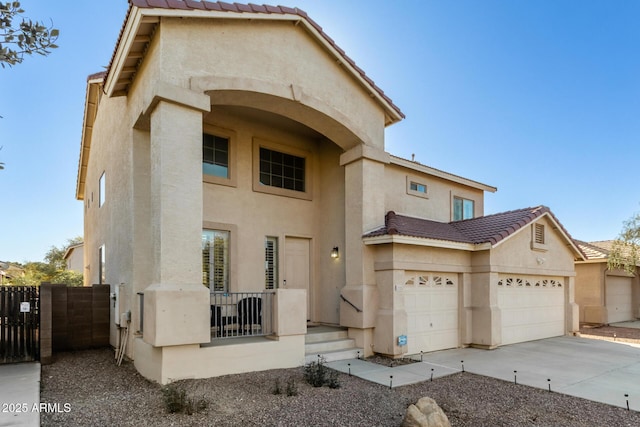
[
  {"left": 366, "top": 206, "right": 581, "bottom": 253},
  {"left": 104, "top": 1, "right": 403, "bottom": 118}
]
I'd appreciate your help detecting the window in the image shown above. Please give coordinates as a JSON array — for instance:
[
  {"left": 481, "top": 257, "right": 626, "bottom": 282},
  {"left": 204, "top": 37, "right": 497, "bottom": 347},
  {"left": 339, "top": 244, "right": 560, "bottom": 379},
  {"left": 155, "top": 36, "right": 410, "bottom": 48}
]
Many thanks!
[
  {"left": 98, "top": 245, "right": 106, "bottom": 285},
  {"left": 202, "top": 230, "right": 230, "bottom": 292},
  {"left": 265, "top": 237, "right": 278, "bottom": 290},
  {"left": 410, "top": 182, "right": 427, "bottom": 193},
  {"left": 259, "top": 147, "right": 305, "bottom": 192},
  {"left": 407, "top": 176, "right": 429, "bottom": 198},
  {"left": 99, "top": 172, "right": 105, "bottom": 207},
  {"left": 203, "top": 133, "right": 229, "bottom": 178},
  {"left": 453, "top": 197, "right": 474, "bottom": 221}
]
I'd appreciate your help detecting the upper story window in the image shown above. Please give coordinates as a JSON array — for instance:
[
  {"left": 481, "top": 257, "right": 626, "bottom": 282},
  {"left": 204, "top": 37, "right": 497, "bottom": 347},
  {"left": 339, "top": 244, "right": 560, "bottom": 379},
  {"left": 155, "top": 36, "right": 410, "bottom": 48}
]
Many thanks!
[
  {"left": 99, "top": 172, "right": 105, "bottom": 207},
  {"left": 203, "top": 133, "right": 229, "bottom": 179},
  {"left": 406, "top": 176, "right": 429, "bottom": 199},
  {"left": 453, "top": 197, "right": 474, "bottom": 221},
  {"left": 259, "top": 147, "right": 305, "bottom": 192}
]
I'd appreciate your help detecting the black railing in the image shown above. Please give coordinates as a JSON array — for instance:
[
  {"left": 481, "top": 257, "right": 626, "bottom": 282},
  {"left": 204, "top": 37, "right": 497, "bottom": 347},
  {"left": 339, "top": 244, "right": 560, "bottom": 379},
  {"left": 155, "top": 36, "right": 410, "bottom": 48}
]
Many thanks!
[
  {"left": 210, "top": 292, "right": 274, "bottom": 339},
  {"left": 0, "top": 286, "right": 39, "bottom": 363},
  {"left": 137, "top": 292, "right": 144, "bottom": 333},
  {"left": 340, "top": 293, "right": 362, "bottom": 313}
]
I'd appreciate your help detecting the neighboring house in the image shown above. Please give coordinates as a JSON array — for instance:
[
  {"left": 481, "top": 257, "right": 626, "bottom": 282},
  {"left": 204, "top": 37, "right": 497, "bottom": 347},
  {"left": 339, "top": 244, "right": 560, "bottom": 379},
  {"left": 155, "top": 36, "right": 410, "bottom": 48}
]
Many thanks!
[
  {"left": 76, "top": 1, "right": 584, "bottom": 384},
  {"left": 63, "top": 243, "right": 84, "bottom": 274},
  {"left": 575, "top": 240, "right": 639, "bottom": 324},
  {"left": 0, "top": 261, "right": 25, "bottom": 284}
]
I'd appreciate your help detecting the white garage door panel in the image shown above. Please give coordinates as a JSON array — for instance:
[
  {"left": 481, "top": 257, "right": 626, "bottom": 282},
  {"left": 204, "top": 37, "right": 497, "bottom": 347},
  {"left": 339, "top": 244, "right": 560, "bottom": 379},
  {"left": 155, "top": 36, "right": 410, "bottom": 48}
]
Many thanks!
[
  {"left": 404, "top": 273, "right": 458, "bottom": 354},
  {"left": 606, "top": 277, "right": 633, "bottom": 324},
  {"left": 498, "top": 277, "right": 564, "bottom": 346}
]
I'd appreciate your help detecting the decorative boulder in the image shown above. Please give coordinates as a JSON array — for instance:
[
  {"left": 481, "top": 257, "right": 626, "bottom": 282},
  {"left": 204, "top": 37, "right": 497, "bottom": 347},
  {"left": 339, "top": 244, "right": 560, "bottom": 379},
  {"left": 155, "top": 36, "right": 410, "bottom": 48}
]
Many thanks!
[{"left": 402, "top": 397, "right": 451, "bottom": 427}]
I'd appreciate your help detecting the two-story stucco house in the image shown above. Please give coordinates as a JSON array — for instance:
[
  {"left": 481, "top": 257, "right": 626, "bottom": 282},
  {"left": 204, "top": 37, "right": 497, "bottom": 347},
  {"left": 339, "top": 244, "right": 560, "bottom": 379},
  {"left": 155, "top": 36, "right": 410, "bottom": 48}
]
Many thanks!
[{"left": 76, "top": 1, "right": 585, "bottom": 384}]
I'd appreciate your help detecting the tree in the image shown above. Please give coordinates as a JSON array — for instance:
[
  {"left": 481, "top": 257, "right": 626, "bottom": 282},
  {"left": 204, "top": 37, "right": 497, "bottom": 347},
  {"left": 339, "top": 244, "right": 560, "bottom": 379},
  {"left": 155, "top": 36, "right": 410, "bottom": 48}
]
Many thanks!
[
  {"left": 7, "top": 237, "right": 84, "bottom": 286},
  {"left": 607, "top": 211, "right": 640, "bottom": 275},
  {"left": 0, "top": 1, "right": 59, "bottom": 68}
]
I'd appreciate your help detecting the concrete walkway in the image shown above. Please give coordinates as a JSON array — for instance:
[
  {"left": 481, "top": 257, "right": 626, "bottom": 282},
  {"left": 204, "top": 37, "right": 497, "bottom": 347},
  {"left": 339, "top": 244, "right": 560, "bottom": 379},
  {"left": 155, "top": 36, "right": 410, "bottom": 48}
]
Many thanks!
[
  {"left": 0, "top": 363, "right": 40, "bottom": 427},
  {"left": 327, "top": 336, "right": 640, "bottom": 411}
]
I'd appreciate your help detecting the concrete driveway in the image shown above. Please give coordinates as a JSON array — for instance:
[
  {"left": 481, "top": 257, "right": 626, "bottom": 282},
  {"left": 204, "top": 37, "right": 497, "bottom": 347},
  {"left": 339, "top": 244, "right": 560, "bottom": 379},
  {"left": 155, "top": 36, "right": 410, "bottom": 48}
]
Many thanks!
[{"left": 417, "top": 336, "right": 640, "bottom": 411}]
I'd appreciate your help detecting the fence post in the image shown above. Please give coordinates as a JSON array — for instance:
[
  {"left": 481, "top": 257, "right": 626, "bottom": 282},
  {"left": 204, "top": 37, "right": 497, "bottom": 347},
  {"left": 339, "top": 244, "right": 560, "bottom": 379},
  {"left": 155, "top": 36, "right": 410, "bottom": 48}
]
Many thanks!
[{"left": 40, "top": 284, "right": 52, "bottom": 364}]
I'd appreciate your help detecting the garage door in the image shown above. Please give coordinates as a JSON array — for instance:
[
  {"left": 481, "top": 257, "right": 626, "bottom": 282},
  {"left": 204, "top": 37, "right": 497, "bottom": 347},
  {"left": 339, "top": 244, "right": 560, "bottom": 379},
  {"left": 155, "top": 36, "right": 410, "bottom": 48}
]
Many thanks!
[
  {"left": 606, "top": 276, "right": 633, "bottom": 324},
  {"left": 498, "top": 276, "right": 565, "bottom": 345},
  {"left": 403, "top": 273, "right": 458, "bottom": 354}
]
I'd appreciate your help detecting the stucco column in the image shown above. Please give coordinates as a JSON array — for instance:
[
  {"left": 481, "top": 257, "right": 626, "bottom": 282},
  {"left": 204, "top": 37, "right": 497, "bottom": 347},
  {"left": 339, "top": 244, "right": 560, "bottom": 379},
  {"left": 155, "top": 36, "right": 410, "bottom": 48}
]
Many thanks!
[
  {"left": 143, "top": 94, "right": 211, "bottom": 347},
  {"left": 565, "top": 276, "right": 579, "bottom": 333},
  {"left": 470, "top": 271, "right": 502, "bottom": 348},
  {"left": 339, "top": 145, "right": 389, "bottom": 353}
]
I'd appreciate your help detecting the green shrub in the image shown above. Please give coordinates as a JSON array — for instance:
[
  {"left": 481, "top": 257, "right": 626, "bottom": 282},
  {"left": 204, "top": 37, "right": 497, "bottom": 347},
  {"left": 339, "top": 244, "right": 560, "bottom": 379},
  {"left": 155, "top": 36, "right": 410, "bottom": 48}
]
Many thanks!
[
  {"left": 303, "top": 356, "right": 340, "bottom": 389},
  {"left": 162, "top": 383, "right": 207, "bottom": 415}
]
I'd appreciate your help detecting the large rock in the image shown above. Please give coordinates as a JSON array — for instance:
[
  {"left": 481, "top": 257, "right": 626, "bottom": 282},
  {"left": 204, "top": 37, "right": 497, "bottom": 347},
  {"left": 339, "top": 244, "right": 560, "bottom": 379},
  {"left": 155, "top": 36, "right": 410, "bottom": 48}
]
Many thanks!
[{"left": 402, "top": 397, "right": 451, "bottom": 427}]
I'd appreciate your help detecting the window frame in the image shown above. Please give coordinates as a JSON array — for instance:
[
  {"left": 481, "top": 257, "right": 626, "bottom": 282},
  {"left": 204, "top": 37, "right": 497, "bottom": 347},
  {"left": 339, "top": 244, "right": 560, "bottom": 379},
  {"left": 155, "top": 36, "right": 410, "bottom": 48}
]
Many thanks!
[
  {"left": 202, "top": 125, "right": 237, "bottom": 187},
  {"left": 202, "top": 229, "right": 231, "bottom": 293},
  {"left": 252, "top": 138, "right": 313, "bottom": 201},
  {"left": 406, "top": 176, "right": 429, "bottom": 199},
  {"left": 453, "top": 196, "right": 475, "bottom": 221}
]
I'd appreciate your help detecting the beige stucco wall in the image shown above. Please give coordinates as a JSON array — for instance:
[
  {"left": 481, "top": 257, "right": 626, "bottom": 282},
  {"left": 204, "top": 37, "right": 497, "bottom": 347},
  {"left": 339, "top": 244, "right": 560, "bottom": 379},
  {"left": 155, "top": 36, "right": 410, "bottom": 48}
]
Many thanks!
[
  {"left": 82, "top": 12, "right": 395, "bottom": 377},
  {"left": 64, "top": 246, "right": 84, "bottom": 274},
  {"left": 383, "top": 163, "right": 485, "bottom": 222},
  {"left": 575, "top": 262, "right": 606, "bottom": 323},
  {"left": 366, "top": 215, "right": 579, "bottom": 356}
]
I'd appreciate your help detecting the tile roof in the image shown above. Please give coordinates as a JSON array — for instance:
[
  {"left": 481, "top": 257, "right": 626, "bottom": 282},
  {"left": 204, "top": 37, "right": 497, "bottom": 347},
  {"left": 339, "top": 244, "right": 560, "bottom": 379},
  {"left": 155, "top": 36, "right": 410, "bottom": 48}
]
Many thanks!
[
  {"left": 103, "top": 1, "right": 403, "bottom": 118},
  {"left": 575, "top": 240, "right": 611, "bottom": 260},
  {"left": 366, "top": 206, "right": 579, "bottom": 248}
]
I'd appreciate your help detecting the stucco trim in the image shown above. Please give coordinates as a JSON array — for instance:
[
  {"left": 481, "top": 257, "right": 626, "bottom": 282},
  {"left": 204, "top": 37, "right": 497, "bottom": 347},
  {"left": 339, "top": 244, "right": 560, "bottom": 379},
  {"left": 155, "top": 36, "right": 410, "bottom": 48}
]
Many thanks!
[
  {"left": 390, "top": 156, "right": 497, "bottom": 193},
  {"left": 134, "top": 81, "right": 211, "bottom": 131},
  {"left": 363, "top": 234, "right": 491, "bottom": 251},
  {"left": 339, "top": 144, "right": 390, "bottom": 167}
]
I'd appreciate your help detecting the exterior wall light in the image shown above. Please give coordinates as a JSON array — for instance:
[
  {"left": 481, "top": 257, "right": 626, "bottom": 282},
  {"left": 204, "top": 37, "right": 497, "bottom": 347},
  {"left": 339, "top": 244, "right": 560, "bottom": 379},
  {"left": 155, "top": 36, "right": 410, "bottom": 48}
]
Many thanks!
[{"left": 331, "top": 246, "right": 339, "bottom": 259}]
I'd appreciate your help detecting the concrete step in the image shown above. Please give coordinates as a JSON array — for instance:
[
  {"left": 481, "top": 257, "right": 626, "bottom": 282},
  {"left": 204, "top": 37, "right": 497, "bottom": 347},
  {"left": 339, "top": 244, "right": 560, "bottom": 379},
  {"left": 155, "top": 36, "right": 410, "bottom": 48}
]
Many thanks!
[
  {"left": 305, "top": 329, "right": 349, "bottom": 344},
  {"left": 305, "top": 337, "right": 356, "bottom": 354},
  {"left": 304, "top": 347, "right": 364, "bottom": 364}
]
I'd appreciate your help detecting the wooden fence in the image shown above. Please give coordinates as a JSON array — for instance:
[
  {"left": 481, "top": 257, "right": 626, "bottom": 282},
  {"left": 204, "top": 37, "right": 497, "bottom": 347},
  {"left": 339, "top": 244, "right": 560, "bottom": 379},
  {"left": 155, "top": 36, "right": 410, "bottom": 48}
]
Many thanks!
[{"left": 40, "top": 284, "right": 110, "bottom": 364}]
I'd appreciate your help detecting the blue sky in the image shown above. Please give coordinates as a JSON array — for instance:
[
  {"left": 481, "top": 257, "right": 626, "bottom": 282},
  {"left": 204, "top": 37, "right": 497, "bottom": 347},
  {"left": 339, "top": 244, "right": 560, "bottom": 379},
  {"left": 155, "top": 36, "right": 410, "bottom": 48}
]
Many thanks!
[{"left": 1, "top": 0, "right": 638, "bottom": 263}]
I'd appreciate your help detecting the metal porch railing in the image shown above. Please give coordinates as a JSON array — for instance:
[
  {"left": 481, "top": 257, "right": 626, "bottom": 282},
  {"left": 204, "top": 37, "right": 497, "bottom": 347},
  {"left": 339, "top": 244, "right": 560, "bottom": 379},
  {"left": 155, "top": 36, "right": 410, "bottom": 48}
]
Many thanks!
[{"left": 210, "top": 292, "right": 274, "bottom": 339}]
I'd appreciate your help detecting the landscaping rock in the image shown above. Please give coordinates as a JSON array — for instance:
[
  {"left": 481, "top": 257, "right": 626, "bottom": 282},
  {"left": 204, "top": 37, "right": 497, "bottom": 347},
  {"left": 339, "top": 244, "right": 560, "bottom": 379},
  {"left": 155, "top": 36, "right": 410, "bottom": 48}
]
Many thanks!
[{"left": 402, "top": 397, "right": 451, "bottom": 427}]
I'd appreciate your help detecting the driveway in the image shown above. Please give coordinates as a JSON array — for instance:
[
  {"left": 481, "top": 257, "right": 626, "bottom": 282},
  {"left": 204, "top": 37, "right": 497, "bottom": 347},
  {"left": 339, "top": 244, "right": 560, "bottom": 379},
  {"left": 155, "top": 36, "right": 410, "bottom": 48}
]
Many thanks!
[{"left": 417, "top": 336, "right": 640, "bottom": 411}]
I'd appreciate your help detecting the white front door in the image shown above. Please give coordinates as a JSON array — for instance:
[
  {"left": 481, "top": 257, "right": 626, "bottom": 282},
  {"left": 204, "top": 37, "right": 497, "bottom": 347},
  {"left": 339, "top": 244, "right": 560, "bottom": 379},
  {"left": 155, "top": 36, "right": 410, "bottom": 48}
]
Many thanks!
[{"left": 285, "top": 237, "right": 311, "bottom": 321}]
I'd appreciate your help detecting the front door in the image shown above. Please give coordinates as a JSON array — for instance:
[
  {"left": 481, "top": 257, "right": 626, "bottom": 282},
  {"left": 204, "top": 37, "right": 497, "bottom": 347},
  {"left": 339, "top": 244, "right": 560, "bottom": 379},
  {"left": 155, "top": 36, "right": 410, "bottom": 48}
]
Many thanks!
[{"left": 285, "top": 237, "right": 311, "bottom": 321}]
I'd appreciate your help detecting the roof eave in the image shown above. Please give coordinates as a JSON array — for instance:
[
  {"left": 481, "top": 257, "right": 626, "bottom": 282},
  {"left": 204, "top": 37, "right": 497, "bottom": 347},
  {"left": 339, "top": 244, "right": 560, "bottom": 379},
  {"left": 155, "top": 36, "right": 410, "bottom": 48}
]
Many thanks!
[
  {"left": 103, "top": 6, "right": 404, "bottom": 124},
  {"left": 76, "top": 77, "right": 103, "bottom": 201},
  {"left": 389, "top": 156, "right": 497, "bottom": 192},
  {"left": 363, "top": 234, "right": 491, "bottom": 251}
]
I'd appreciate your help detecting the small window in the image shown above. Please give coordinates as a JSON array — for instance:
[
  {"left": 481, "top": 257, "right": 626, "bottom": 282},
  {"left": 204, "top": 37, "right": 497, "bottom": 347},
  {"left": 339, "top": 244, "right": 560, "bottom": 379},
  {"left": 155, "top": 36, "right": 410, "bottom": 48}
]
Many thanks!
[
  {"left": 99, "top": 172, "right": 105, "bottom": 207},
  {"left": 203, "top": 134, "right": 229, "bottom": 178},
  {"left": 202, "top": 230, "right": 230, "bottom": 292},
  {"left": 453, "top": 197, "right": 474, "bottom": 221},
  {"left": 407, "top": 177, "right": 429, "bottom": 199},
  {"left": 259, "top": 147, "right": 305, "bottom": 192},
  {"left": 98, "top": 245, "right": 106, "bottom": 285},
  {"left": 265, "top": 237, "right": 278, "bottom": 290}
]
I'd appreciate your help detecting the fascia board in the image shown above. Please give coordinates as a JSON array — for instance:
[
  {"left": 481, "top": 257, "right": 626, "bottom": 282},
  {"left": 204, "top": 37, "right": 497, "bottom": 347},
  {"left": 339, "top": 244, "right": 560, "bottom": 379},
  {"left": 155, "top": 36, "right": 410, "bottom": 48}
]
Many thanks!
[{"left": 363, "top": 235, "right": 491, "bottom": 251}]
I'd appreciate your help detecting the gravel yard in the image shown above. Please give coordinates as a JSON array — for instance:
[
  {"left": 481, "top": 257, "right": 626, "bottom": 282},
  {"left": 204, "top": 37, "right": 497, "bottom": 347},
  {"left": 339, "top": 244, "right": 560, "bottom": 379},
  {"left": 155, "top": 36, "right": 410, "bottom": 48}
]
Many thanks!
[{"left": 41, "top": 342, "right": 640, "bottom": 427}]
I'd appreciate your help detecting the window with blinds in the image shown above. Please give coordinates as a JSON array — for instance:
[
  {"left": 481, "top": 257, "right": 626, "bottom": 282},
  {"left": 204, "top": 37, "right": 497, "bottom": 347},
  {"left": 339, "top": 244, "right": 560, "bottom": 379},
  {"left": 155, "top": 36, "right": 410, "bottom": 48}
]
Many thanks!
[
  {"left": 265, "top": 237, "right": 278, "bottom": 290},
  {"left": 202, "top": 230, "right": 229, "bottom": 292}
]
